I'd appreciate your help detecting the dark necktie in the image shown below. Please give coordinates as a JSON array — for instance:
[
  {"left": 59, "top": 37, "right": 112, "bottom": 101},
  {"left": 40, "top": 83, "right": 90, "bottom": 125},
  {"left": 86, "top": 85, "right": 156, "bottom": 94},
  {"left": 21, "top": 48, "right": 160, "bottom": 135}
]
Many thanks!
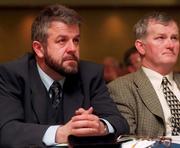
[
  {"left": 49, "top": 81, "right": 63, "bottom": 109},
  {"left": 162, "top": 77, "right": 180, "bottom": 135}
]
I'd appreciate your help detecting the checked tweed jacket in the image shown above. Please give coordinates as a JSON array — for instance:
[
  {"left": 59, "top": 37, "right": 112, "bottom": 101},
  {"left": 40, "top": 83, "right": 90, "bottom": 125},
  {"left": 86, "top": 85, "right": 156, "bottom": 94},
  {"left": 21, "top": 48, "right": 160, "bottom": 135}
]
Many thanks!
[{"left": 108, "top": 68, "right": 180, "bottom": 137}]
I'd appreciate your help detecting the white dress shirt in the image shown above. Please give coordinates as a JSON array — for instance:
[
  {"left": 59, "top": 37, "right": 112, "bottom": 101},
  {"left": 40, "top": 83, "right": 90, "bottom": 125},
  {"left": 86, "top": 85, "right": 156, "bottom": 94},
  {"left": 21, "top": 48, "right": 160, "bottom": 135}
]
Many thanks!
[
  {"left": 142, "top": 67, "right": 180, "bottom": 136},
  {"left": 36, "top": 64, "right": 114, "bottom": 146}
]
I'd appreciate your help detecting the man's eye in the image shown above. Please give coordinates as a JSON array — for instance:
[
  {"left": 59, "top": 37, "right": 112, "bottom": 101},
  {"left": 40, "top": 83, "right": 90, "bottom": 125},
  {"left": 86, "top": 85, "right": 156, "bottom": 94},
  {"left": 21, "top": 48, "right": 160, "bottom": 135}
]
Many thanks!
[
  {"left": 56, "top": 39, "right": 66, "bottom": 44},
  {"left": 171, "top": 36, "right": 178, "bottom": 41},
  {"left": 73, "top": 38, "right": 80, "bottom": 45},
  {"left": 157, "top": 36, "right": 164, "bottom": 39}
]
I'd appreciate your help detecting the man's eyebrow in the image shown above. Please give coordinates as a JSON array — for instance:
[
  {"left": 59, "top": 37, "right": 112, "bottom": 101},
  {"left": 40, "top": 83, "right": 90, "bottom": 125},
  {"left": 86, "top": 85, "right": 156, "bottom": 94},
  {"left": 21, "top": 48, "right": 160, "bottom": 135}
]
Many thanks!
[{"left": 56, "top": 34, "right": 80, "bottom": 38}]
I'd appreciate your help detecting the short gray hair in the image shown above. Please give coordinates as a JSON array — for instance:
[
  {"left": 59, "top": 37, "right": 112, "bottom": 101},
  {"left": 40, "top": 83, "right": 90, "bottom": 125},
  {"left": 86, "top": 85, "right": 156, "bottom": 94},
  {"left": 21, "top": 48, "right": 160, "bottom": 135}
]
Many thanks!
[{"left": 133, "top": 11, "right": 177, "bottom": 40}]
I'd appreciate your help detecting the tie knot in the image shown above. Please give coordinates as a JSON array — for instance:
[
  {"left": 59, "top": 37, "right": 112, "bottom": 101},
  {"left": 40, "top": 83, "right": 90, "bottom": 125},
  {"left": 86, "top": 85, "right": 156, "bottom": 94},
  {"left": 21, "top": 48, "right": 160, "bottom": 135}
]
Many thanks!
[
  {"left": 49, "top": 81, "right": 62, "bottom": 94},
  {"left": 162, "top": 77, "right": 169, "bottom": 86}
]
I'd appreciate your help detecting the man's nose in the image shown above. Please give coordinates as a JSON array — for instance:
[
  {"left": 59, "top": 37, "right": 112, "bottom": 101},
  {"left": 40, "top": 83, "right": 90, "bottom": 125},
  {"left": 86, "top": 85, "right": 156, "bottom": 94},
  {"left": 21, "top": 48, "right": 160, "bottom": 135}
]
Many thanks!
[
  {"left": 66, "top": 41, "right": 77, "bottom": 52},
  {"left": 166, "top": 39, "right": 175, "bottom": 49}
]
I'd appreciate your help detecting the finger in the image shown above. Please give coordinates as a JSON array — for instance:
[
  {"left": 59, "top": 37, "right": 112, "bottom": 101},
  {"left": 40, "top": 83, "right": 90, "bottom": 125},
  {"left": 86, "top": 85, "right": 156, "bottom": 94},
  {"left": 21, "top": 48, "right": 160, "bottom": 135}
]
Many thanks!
[
  {"left": 75, "top": 108, "right": 86, "bottom": 115},
  {"left": 71, "top": 128, "right": 99, "bottom": 136},
  {"left": 71, "top": 118, "right": 100, "bottom": 129},
  {"left": 75, "top": 107, "right": 93, "bottom": 115},
  {"left": 72, "top": 113, "right": 99, "bottom": 122},
  {"left": 86, "top": 107, "right": 93, "bottom": 114}
]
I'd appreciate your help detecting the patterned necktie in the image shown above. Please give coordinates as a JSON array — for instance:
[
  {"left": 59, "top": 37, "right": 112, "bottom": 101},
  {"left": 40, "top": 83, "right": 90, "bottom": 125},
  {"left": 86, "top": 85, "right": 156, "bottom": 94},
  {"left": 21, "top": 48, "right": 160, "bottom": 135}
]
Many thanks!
[
  {"left": 49, "top": 81, "right": 62, "bottom": 109},
  {"left": 162, "top": 77, "right": 180, "bottom": 135}
]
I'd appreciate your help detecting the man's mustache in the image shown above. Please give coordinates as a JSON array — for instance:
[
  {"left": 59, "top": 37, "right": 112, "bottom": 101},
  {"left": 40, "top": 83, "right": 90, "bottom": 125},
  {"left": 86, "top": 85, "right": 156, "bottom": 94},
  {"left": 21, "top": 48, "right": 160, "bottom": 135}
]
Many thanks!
[{"left": 62, "top": 54, "right": 79, "bottom": 62}]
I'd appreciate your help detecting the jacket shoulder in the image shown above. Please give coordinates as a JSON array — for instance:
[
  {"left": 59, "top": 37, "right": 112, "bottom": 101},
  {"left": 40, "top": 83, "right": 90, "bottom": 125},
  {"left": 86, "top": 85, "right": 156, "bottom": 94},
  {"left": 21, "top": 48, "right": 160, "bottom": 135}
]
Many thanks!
[
  {"left": 109, "top": 72, "right": 136, "bottom": 86},
  {"left": 79, "top": 60, "right": 103, "bottom": 71},
  {"left": 0, "top": 53, "right": 34, "bottom": 69},
  {"left": 0, "top": 53, "right": 35, "bottom": 77},
  {"left": 79, "top": 60, "right": 103, "bottom": 76},
  {"left": 78, "top": 60, "right": 104, "bottom": 83}
]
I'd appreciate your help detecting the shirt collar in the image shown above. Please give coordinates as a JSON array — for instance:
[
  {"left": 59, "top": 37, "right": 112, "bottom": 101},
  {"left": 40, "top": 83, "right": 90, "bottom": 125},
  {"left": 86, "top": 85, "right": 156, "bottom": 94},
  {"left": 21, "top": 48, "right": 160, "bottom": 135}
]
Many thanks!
[
  {"left": 142, "top": 66, "right": 173, "bottom": 88},
  {"left": 36, "top": 64, "right": 65, "bottom": 91}
]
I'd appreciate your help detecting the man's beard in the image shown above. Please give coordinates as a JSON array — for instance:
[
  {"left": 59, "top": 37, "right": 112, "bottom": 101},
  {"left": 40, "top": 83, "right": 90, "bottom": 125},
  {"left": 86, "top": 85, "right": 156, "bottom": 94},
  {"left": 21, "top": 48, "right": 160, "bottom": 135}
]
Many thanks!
[{"left": 44, "top": 53, "right": 79, "bottom": 76}]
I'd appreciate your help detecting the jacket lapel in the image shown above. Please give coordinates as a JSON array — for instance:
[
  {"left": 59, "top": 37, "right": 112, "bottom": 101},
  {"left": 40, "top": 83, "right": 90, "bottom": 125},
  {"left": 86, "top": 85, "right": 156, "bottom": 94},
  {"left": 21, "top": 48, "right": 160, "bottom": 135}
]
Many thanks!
[
  {"left": 134, "top": 69, "right": 165, "bottom": 120},
  {"left": 29, "top": 58, "right": 48, "bottom": 124}
]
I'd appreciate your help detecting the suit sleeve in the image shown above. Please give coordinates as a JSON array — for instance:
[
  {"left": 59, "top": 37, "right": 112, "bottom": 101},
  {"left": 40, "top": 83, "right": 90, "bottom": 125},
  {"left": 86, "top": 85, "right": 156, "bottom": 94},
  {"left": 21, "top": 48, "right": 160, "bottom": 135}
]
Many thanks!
[
  {"left": 81, "top": 64, "right": 129, "bottom": 137},
  {"left": 108, "top": 78, "right": 137, "bottom": 135}
]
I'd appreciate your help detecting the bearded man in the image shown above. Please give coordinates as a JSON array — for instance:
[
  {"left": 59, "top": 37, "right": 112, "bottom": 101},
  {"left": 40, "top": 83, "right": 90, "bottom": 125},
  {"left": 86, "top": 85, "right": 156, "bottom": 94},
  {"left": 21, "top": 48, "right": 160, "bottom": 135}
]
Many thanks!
[{"left": 0, "top": 4, "right": 128, "bottom": 148}]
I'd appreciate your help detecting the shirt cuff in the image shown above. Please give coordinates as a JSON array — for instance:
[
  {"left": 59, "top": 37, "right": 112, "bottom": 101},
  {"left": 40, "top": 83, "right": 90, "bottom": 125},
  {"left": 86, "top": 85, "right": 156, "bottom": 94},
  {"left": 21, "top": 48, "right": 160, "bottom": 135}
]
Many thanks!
[
  {"left": 100, "top": 118, "right": 115, "bottom": 133},
  {"left": 43, "top": 125, "right": 59, "bottom": 146}
]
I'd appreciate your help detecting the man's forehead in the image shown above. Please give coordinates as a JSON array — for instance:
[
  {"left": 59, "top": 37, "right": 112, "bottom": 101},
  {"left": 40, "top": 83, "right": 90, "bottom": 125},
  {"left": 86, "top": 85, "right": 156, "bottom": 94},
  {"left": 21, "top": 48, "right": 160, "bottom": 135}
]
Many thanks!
[{"left": 148, "top": 19, "right": 177, "bottom": 27}]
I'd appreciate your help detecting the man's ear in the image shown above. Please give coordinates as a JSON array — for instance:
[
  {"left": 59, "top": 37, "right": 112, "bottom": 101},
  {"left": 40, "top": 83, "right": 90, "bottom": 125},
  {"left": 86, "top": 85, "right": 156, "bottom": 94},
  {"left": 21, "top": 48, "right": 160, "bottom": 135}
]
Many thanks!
[
  {"left": 32, "top": 41, "right": 44, "bottom": 58},
  {"left": 135, "top": 39, "right": 145, "bottom": 55}
]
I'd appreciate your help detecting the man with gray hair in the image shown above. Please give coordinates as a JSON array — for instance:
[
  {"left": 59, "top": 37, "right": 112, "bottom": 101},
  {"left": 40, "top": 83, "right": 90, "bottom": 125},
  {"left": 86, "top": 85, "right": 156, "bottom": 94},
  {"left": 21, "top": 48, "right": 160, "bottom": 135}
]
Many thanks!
[{"left": 108, "top": 11, "right": 180, "bottom": 137}]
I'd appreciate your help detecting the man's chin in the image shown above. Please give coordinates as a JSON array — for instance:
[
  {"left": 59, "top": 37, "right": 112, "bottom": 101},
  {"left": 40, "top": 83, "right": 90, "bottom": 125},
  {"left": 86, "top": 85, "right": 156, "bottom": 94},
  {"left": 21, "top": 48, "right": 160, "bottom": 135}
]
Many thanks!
[
  {"left": 63, "top": 64, "right": 78, "bottom": 75},
  {"left": 56, "top": 66, "right": 78, "bottom": 77}
]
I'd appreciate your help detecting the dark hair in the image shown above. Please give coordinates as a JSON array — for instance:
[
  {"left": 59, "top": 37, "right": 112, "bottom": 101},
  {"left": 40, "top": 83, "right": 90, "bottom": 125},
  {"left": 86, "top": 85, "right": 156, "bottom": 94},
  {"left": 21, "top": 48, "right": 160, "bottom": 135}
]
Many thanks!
[
  {"left": 31, "top": 4, "right": 82, "bottom": 46},
  {"left": 133, "top": 11, "right": 178, "bottom": 40},
  {"left": 124, "top": 46, "right": 138, "bottom": 66}
]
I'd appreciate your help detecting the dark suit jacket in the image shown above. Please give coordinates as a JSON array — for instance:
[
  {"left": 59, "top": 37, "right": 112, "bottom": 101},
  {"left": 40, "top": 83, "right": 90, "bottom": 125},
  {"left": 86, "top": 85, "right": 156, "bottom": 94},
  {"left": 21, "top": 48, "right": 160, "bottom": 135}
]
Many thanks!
[
  {"left": 0, "top": 53, "right": 129, "bottom": 148},
  {"left": 108, "top": 68, "right": 180, "bottom": 137}
]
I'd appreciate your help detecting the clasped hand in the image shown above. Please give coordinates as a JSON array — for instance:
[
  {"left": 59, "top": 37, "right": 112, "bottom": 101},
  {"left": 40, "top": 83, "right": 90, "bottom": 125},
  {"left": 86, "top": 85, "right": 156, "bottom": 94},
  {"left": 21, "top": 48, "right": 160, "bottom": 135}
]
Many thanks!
[{"left": 55, "top": 107, "right": 108, "bottom": 144}]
